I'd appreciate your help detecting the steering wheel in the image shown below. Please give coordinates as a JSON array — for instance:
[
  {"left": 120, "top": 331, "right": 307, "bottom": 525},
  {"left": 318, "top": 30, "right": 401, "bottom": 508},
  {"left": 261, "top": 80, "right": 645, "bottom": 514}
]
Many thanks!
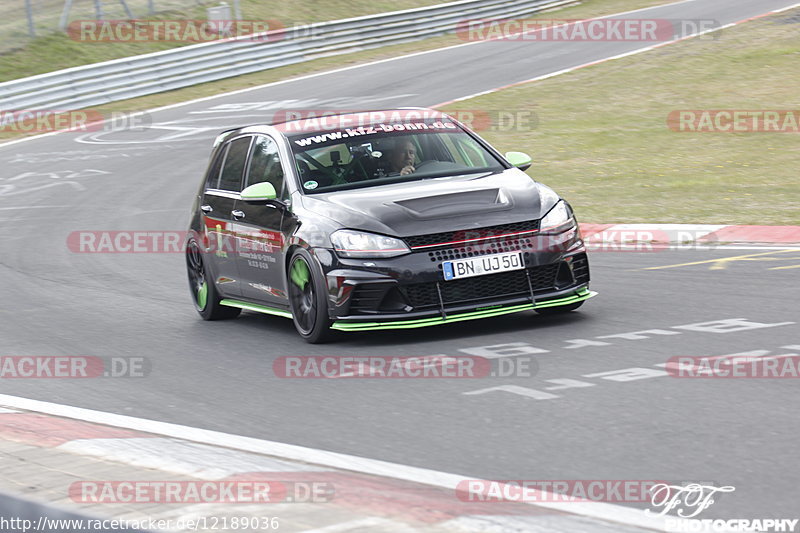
[{"left": 413, "top": 160, "right": 439, "bottom": 172}]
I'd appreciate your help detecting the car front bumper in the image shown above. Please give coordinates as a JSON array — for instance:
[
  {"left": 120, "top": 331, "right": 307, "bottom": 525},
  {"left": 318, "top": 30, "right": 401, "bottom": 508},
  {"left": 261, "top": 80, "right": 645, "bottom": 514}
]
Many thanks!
[{"left": 311, "top": 234, "right": 593, "bottom": 332}]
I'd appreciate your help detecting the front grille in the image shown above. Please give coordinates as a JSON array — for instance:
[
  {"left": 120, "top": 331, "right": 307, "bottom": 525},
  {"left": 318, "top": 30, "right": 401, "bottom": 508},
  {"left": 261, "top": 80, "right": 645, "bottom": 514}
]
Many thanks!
[
  {"left": 401, "top": 263, "right": 559, "bottom": 309},
  {"left": 404, "top": 220, "right": 540, "bottom": 250},
  {"left": 427, "top": 238, "right": 535, "bottom": 263}
]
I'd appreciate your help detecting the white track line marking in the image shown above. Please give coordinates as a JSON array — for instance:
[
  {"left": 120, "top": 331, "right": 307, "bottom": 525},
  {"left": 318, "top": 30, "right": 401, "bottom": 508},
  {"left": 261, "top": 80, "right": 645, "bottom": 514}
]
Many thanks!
[
  {"left": 773, "top": 3, "right": 800, "bottom": 12},
  {"left": 441, "top": 513, "right": 654, "bottom": 533},
  {"left": 0, "top": 394, "right": 668, "bottom": 532},
  {"left": 0, "top": 0, "right": 738, "bottom": 150},
  {"left": 0, "top": 205, "right": 68, "bottom": 210}
]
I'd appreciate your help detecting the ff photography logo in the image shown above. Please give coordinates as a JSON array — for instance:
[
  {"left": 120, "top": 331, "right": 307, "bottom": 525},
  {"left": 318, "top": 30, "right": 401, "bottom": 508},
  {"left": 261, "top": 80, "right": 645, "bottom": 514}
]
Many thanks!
[
  {"left": 648, "top": 483, "right": 799, "bottom": 532},
  {"left": 648, "top": 483, "right": 735, "bottom": 519}
]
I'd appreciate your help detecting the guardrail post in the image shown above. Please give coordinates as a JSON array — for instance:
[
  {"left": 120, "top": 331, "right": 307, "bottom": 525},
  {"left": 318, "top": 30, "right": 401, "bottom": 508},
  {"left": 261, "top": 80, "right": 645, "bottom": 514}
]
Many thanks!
[
  {"left": 25, "top": 0, "right": 36, "bottom": 37},
  {"left": 59, "top": 0, "right": 75, "bottom": 31},
  {"left": 117, "top": 0, "right": 135, "bottom": 18}
]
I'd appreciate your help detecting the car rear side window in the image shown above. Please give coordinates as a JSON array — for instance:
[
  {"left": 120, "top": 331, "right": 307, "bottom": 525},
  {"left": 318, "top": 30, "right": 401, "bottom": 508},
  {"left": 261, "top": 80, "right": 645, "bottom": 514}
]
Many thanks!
[
  {"left": 204, "top": 146, "right": 228, "bottom": 190},
  {"left": 218, "top": 137, "right": 252, "bottom": 192},
  {"left": 245, "top": 135, "right": 285, "bottom": 198}
]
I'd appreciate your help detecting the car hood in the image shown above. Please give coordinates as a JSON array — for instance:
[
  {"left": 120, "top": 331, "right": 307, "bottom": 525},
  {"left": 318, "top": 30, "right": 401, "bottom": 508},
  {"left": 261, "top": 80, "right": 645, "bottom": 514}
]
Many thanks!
[{"left": 298, "top": 168, "right": 560, "bottom": 238}]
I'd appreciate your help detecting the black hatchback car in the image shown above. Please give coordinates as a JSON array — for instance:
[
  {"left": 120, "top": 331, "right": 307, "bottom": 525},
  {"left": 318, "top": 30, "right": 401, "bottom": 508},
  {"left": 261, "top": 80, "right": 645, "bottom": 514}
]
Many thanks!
[{"left": 186, "top": 109, "right": 594, "bottom": 342}]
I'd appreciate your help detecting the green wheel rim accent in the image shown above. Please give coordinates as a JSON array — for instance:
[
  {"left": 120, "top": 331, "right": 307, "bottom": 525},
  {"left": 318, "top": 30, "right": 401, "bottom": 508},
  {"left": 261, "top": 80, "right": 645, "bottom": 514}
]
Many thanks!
[
  {"left": 186, "top": 240, "right": 209, "bottom": 311},
  {"left": 290, "top": 259, "right": 310, "bottom": 289},
  {"left": 197, "top": 281, "right": 208, "bottom": 310},
  {"left": 288, "top": 256, "right": 318, "bottom": 335}
]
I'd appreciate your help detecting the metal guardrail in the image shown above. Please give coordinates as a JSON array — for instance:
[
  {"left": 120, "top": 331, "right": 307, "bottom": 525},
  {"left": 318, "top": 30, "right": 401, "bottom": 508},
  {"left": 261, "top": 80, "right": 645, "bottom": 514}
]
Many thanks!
[{"left": 0, "top": 0, "right": 574, "bottom": 111}]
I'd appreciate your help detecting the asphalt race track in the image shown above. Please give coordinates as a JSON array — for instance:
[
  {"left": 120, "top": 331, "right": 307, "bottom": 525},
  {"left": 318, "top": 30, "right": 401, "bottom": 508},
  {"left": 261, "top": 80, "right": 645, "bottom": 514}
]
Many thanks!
[{"left": 1, "top": 0, "right": 799, "bottom": 522}]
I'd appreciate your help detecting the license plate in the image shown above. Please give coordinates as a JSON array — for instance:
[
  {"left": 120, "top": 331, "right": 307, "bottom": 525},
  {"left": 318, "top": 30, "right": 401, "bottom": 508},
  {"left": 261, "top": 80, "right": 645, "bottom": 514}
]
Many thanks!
[{"left": 442, "top": 251, "right": 524, "bottom": 281}]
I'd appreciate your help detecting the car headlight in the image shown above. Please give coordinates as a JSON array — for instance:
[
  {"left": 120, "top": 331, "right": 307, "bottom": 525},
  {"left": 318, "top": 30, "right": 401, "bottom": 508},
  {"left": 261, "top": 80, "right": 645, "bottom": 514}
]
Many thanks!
[
  {"left": 331, "top": 229, "right": 410, "bottom": 258},
  {"left": 540, "top": 200, "right": 575, "bottom": 233}
]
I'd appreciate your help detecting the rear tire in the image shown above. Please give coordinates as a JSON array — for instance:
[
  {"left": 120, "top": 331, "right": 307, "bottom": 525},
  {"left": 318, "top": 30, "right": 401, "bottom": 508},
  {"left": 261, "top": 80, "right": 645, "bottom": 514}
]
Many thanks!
[
  {"left": 186, "top": 239, "right": 241, "bottom": 320},
  {"left": 534, "top": 300, "right": 584, "bottom": 315},
  {"left": 287, "top": 249, "right": 333, "bottom": 343}
]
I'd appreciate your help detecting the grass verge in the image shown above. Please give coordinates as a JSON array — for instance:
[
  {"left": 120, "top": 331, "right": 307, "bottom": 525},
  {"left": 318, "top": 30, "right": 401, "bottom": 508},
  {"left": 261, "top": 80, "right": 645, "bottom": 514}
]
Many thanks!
[{"left": 442, "top": 8, "right": 800, "bottom": 225}]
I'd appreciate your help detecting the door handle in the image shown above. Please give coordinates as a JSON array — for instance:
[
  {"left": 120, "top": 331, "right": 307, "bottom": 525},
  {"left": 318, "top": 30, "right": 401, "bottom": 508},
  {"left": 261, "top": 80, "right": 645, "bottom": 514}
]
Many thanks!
[
  {"left": 231, "top": 210, "right": 245, "bottom": 219},
  {"left": 200, "top": 204, "right": 213, "bottom": 213}
]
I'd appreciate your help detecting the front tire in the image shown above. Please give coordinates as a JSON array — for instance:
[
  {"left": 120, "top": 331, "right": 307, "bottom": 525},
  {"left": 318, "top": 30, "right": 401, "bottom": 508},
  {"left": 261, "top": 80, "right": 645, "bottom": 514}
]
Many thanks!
[
  {"left": 287, "top": 249, "right": 333, "bottom": 343},
  {"left": 186, "top": 240, "right": 241, "bottom": 320}
]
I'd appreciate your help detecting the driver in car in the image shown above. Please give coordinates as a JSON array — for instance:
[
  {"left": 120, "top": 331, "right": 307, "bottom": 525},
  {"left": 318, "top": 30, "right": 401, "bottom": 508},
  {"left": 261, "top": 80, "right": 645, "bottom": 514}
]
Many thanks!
[{"left": 386, "top": 139, "right": 417, "bottom": 176}]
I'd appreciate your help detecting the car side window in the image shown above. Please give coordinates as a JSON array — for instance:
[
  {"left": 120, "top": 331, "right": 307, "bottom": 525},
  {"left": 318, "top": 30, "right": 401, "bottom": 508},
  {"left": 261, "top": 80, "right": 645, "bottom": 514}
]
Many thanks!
[
  {"left": 204, "top": 145, "right": 228, "bottom": 190},
  {"left": 218, "top": 137, "right": 252, "bottom": 192},
  {"left": 453, "top": 136, "right": 488, "bottom": 167},
  {"left": 440, "top": 135, "right": 469, "bottom": 166},
  {"left": 245, "top": 135, "right": 285, "bottom": 198}
]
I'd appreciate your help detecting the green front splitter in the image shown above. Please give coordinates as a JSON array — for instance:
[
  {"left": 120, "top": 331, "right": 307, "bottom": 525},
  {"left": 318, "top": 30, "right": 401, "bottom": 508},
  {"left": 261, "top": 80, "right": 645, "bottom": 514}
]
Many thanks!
[{"left": 331, "top": 288, "right": 597, "bottom": 332}]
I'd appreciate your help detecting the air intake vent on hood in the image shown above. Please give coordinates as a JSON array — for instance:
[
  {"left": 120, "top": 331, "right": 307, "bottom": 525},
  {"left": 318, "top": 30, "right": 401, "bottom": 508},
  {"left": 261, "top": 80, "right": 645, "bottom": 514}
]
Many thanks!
[{"left": 393, "top": 188, "right": 509, "bottom": 219}]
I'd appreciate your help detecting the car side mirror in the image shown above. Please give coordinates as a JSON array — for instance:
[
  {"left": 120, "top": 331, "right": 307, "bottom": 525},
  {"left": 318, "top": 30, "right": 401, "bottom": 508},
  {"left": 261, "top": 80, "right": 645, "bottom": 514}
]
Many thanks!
[
  {"left": 505, "top": 151, "right": 532, "bottom": 172},
  {"left": 240, "top": 182, "right": 277, "bottom": 203}
]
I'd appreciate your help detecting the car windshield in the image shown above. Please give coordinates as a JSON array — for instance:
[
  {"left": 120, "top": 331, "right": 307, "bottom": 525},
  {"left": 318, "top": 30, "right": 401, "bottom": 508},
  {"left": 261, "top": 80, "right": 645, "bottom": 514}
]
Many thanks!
[{"left": 286, "top": 118, "right": 505, "bottom": 194}]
